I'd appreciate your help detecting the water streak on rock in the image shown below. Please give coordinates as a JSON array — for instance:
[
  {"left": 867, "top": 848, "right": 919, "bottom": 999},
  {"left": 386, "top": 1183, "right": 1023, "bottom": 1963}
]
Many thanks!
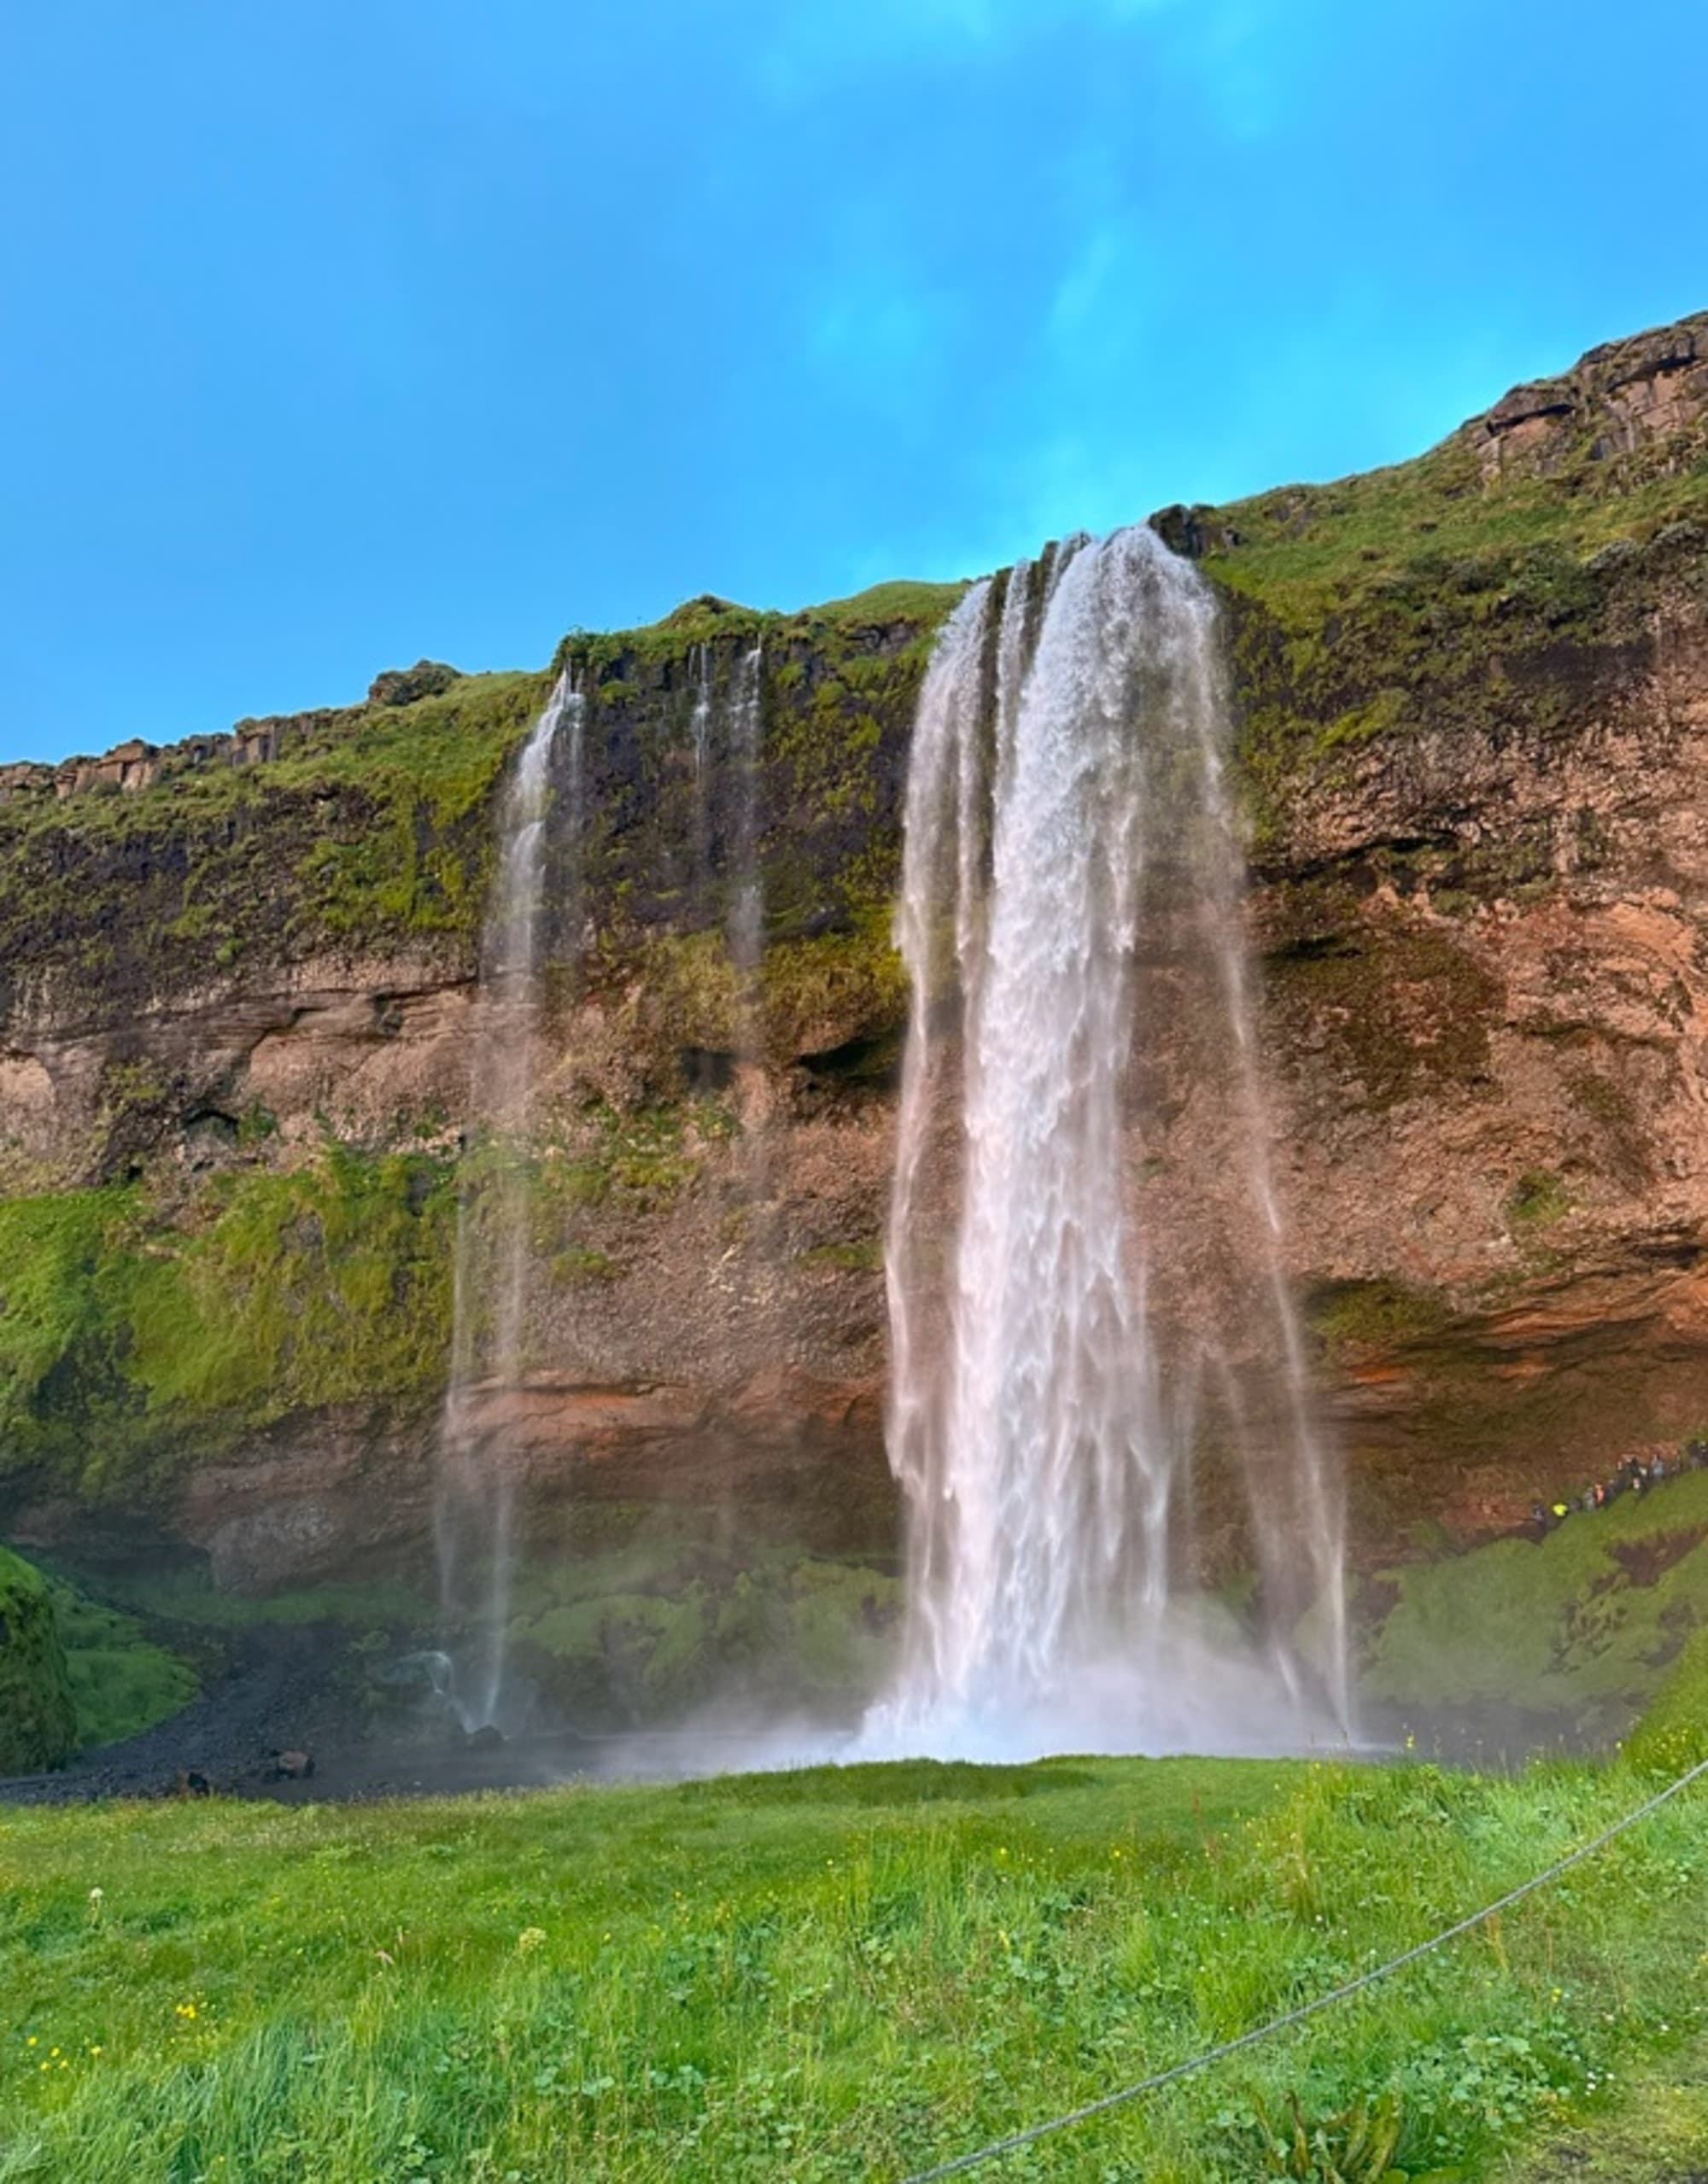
[{"left": 436, "top": 667, "right": 582, "bottom": 1728}]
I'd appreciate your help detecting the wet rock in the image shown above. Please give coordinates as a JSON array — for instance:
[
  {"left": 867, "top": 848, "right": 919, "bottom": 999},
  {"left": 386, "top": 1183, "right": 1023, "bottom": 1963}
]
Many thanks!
[{"left": 1147, "top": 502, "right": 1241, "bottom": 558}]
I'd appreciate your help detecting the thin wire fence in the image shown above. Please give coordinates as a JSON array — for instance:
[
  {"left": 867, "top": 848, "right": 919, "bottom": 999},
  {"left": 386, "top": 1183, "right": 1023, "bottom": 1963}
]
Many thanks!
[{"left": 891, "top": 1753, "right": 1708, "bottom": 2183}]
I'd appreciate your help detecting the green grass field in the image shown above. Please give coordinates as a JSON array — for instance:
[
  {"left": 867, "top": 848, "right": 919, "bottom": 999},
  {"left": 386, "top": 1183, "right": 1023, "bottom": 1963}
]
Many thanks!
[
  {"left": 3, "top": 1744, "right": 1705, "bottom": 2181},
  {"left": 9, "top": 1480, "right": 1708, "bottom": 2179}
]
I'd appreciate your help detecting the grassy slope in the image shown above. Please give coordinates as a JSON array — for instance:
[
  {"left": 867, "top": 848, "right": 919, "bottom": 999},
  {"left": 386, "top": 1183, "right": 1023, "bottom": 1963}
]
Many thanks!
[
  {"left": 40, "top": 1574, "right": 198, "bottom": 1752},
  {"left": 1363, "top": 1469, "right": 1708, "bottom": 1744},
  {"left": 2, "top": 1751, "right": 1705, "bottom": 2181}
]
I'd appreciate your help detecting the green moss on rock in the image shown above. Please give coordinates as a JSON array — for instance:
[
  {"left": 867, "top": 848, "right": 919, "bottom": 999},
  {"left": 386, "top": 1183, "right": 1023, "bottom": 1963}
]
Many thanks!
[
  {"left": 0, "top": 1546, "right": 78, "bottom": 1772},
  {"left": 1506, "top": 1168, "right": 1572, "bottom": 1228},
  {"left": 0, "top": 1147, "right": 454, "bottom": 1504},
  {"left": 1307, "top": 1277, "right": 1452, "bottom": 1354}
]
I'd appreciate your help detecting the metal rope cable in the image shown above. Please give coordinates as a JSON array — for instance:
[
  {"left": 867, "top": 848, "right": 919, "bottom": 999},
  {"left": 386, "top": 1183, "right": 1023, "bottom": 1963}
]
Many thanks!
[{"left": 892, "top": 1750, "right": 1708, "bottom": 2183}]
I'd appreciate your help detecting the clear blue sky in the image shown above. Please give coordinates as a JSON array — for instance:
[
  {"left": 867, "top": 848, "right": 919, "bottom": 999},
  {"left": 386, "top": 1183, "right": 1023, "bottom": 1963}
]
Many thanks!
[{"left": 3, "top": 1, "right": 1704, "bottom": 762}]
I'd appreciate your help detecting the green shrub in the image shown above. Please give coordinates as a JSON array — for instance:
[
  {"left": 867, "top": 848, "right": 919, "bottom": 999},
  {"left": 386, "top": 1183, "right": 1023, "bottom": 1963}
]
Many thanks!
[{"left": 0, "top": 1546, "right": 78, "bottom": 1772}]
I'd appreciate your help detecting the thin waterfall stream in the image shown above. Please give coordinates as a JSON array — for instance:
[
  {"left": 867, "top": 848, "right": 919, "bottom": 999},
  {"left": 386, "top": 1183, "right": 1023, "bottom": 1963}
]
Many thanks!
[
  {"left": 690, "top": 639, "right": 764, "bottom": 1100},
  {"left": 436, "top": 665, "right": 584, "bottom": 1730},
  {"left": 690, "top": 639, "right": 769, "bottom": 1219},
  {"left": 866, "top": 526, "right": 1348, "bottom": 1758},
  {"left": 726, "top": 644, "right": 767, "bottom": 1188}
]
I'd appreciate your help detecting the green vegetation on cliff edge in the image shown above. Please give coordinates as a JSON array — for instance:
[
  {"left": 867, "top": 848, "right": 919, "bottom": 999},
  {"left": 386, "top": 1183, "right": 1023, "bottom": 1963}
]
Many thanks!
[
  {"left": 0, "top": 570, "right": 964, "bottom": 996},
  {"left": 1363, "top": 1468, "right": 1708, "bottom": 1744},
  {"left": 0, "top": 672, "right": 548, "bottom": 985},
  {"left": 1197, "top": 344, "right": 1708, "bottom": 840}
]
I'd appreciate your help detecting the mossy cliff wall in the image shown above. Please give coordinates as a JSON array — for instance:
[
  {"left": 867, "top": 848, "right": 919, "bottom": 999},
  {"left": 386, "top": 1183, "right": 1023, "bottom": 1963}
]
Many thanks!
[
  {"left": 2, "top": 314, "right": 1707, "bottom": 1589},
  {"left": 0, "top": 583, "right": 956, "bottom": 1586}
]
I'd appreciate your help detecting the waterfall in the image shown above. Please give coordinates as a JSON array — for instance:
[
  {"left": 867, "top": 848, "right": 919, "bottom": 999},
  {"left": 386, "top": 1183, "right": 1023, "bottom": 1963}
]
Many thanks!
[
  {"left": 436, "top": 665, "right": 584, "bottom": 1730},
  {"left": 690, "top": 643, "right": 714, "bottom": 924},
  {"left": 686, "top": 641, "right": 767, "bottom": 1156},
  {"left": 727, "top": 644, "right": 765, "bottom": 1128},
  {"left": 869, "top": 526, "right": 1346, "bottom": 1758}
]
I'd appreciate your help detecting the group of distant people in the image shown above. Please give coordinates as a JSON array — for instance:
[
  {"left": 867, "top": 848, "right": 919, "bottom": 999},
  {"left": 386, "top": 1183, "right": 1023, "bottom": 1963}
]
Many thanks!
[{"left": 1526, "top": 1438, "right": 1708, "bottom": 1536}]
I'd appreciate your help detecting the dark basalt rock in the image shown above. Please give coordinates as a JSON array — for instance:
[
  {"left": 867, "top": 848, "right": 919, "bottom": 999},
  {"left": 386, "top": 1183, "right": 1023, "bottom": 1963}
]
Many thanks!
[{"left": 1148, "top": 502, "right": 1242, "bottom": 558}]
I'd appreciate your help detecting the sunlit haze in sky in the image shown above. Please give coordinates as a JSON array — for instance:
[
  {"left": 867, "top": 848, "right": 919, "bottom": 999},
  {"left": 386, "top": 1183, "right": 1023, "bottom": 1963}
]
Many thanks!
[{"left": 3, "top": 0, "right": 1705, "bottom": 759}]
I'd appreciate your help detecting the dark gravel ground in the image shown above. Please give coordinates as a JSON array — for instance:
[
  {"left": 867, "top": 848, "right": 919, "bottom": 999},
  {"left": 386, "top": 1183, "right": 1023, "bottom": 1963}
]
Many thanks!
[
  {"left": 0, "top": 1624, "right": 363, "bottom": 1806},
  {"left": 0, "top": 1622, "right": 821, "bottom": 1805}
]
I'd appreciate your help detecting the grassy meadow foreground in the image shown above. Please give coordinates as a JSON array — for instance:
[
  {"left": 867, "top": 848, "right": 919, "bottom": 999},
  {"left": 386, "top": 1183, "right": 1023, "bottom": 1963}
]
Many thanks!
[{"left": 3, "top": 1731, "right": 1707, "bottom": 2182}]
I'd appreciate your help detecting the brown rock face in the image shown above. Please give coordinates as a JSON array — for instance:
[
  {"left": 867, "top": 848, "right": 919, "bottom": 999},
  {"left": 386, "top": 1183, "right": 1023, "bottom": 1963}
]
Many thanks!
[
  {"left": 1252, "top": 603, "right": 1708, "bottom": 1541},
  {"left": 1467, "top": 312, "right": 1708, "bottom": 480}
]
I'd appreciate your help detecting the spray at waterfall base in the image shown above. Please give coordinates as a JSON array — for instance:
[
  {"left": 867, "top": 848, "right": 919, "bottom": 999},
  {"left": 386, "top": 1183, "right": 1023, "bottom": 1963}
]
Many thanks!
[{"left": 437, "top": 528, "right": 1349, "bottom": 1766}]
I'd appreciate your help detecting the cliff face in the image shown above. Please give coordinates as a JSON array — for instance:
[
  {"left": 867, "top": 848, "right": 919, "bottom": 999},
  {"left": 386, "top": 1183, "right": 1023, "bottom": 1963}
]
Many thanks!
[
  {"left": 2, "top": 316, "right": 1706, "bottom": 1591},
  {"left": 1214, "top": 311, "right": 1708, "bottom": 1543}
]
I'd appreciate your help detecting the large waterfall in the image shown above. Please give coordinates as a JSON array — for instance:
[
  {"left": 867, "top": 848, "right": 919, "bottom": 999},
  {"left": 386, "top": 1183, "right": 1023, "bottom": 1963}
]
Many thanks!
[
  {"left": 869, "top": 527, "right": 1347, "bottom": 1758},
  {"left": 436, "top": 666, "right": 583, "bottom": 1730}
]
